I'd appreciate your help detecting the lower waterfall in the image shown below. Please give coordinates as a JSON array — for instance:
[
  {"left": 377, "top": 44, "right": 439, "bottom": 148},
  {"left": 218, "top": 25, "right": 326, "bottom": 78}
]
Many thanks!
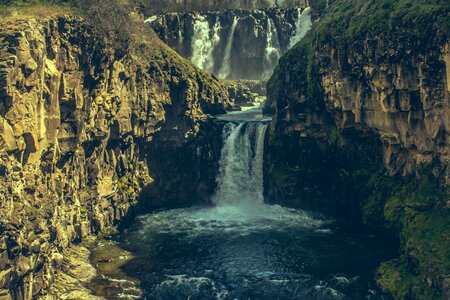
[
  {"left": 212, "top": 122, "right": 268, "bottom": 207},
  {"left": 100, "top": 109, "right": 398, "bottom": 300}
]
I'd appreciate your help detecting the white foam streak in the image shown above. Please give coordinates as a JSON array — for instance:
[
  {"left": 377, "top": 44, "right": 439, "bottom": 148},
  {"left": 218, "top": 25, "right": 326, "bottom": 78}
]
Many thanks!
[
  {"left": 218, "top": 17, "right": 239, "bottom": 79},
  {"left": 263, "top": 17, "right": 281, "bottom": 79},
  {"left": 289, "top": 7, "right": 312, "bottom": 49}
]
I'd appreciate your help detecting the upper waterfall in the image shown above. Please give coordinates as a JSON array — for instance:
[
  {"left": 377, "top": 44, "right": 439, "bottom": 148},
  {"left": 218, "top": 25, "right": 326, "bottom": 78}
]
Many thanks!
[
  {"left": 218, "top": 16, "right": 239, "bottom": 79},
  {"left": 288, "top": 7, "right": 312, "bottom": 48},
  {"left": 191, "top": 15, "right": 221, "bottom": 73},
  {"left": 148, "top": 7, "right": 312, "bottom": 80},
  {"left": 263, "top": 17, "right": 281, "bottom": 79}
]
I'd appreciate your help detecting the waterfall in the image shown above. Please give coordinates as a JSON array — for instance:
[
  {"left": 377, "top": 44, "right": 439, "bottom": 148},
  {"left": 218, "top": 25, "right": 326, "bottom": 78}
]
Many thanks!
[
  {"left": 206, "top": 17, "right": 222, "bottom": 73},
  {"left": 288, "top": 7, "right": 312, "bottom": 49},
  {"left": 190, "top": 15, "right": 221, "bottom": 73},
  {"left": 148, "top": 8, "right": 311, "bottom": 80},
  {"left": 212, "top": 121, "right": 268, "bottom": 207},
  {"left": 263, "top": 17, "right": 281, "bottom": 80},
  {"left": 218, "top": 17, "right": 239, "bottom": 79},
  {"left": 191, "top": 15, "right": 212, "bottom": 70},
  {"left": 176, "top": 14, "right": 184, "bottom": 50}
]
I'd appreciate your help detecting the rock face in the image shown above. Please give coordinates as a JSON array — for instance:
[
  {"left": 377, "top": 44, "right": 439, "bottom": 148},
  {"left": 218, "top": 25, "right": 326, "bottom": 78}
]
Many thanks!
[
  {"left": 0, "top": 14, "right": 229, "bottom": 299},
  {"left": 148, "top": 7, "right": 312, "bottom": 80},
  {"left": 139, "top": 0, "right": 311, "bottom": 13},
  {"left": 265, "top": 0, "right": 449, "bottom": 298}
]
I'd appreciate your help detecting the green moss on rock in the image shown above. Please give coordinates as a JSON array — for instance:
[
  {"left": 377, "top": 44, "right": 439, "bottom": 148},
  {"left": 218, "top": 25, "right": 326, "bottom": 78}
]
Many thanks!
[{"left": 365, "top": 175, "right": 450, "bottom": 299}]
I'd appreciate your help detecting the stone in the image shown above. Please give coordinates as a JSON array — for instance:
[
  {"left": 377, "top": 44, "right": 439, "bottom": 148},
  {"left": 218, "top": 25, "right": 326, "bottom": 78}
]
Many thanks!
[{"left": 0, "top": 12, "right": 229, "bottom": 298}]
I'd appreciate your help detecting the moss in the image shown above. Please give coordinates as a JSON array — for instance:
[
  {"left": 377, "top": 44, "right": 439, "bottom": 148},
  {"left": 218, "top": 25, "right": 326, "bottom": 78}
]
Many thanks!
[
  {"left": 376, "top": 257, "right": 443, "bottom": 300},
  {"left": 313, "top": 0, "right": 449, "bottom": 46},
  {"left": 327, "top": 126, "right": 339, "bottom": 144},
  {"left": 0, "top": 2, "right": 77, "bottom": 23},
  {"left": 369, "top": 176, "right": 450, "bottom": 299}
]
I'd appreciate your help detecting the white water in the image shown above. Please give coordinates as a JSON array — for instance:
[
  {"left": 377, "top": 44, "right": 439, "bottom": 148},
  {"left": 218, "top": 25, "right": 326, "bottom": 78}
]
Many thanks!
[
  {"left": 218, "top": 16, "right": 239, "bottom": 79},
  {"left": 212, "top": 122, "right": 268, "bottom": 207},
  {"left": 288, "top": 7, "right": 312, "bottom": 49},
  {"left": 191, "top": 15, "right": 222, "bottom": 73},
  {"left": 206, "top": 17, "right": 222, "bottom": 73},
  {"left": 263, "top": 17, "right": 282, "bottom": 79},
  {"left": 132, "top": 113, "right": 325, "bottom": 240},
  {"left": 191, "top": 16, "right": 211, "bottom": 70}
]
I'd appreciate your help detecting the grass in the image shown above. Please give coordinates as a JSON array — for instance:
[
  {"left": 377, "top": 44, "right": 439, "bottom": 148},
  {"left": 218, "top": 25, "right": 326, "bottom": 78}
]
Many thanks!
[
  {"left": 0, "top": 1, "right": 77, "bottom": 24},
  {"left": 313, "top": 0, "right": 449, "bottom": 44}
]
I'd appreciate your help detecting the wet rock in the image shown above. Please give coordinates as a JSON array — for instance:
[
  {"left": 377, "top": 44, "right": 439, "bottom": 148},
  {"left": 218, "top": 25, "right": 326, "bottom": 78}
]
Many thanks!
[{"left": 149, "top": 8, "right": 309, "bottom": 80}]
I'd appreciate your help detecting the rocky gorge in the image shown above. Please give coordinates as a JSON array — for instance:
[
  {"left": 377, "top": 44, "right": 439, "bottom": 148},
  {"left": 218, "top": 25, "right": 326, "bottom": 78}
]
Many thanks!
[{"left": 0, "top": 0, "right": 448, "bottom": 299}]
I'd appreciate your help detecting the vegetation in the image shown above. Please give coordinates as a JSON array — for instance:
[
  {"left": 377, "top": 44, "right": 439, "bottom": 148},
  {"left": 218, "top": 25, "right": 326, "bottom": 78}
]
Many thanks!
[
  {"left": 314, "top": 0, "right": 449, "bottom": 44},
  {"left": 268, "top": 1, "right": 450, "bottom": 298},
  {"left": 372, "top": 176, "right": 450, "bottom": 299}
]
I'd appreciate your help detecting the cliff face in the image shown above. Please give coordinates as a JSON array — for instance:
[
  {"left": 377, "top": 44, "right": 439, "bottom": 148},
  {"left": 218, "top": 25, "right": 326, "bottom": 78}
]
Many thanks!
[
  {"left": 0, "top": 14, "right": 228, "bottom": 299},
  {"left": 149, "top": 7, "right": 312, "bottom": 80},
  {"left": 265, "top": 0, "right": 449, "bottom": 298},
  {"left": 138, "top": 0, "right": 311, "bottom": 13}
]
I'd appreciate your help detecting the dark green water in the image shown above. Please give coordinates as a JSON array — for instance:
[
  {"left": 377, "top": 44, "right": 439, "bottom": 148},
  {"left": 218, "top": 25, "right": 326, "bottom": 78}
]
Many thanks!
[{"left": 105, "top": 205, "right": 396, "bottom": 300}]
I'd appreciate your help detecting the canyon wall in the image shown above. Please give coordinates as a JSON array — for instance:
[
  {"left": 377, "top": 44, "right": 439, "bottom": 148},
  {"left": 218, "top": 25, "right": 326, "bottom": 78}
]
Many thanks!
[
  {"left": 265, "top": 0, "right": 449, "bottom": 298},
  {"left": 148, "top": 7, "right": 312, "bottom": 80},
  {"left": 0, "top": 14, "right": 229, "bottom": 299}
]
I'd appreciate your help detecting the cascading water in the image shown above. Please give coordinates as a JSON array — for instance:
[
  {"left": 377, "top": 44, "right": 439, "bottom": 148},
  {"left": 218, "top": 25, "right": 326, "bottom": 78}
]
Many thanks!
[
  {"left": 218, "top": 16, "right": 239, "bottom": 79},
  {"left": 190, "top": 15, "right": 222, "bottom": 73},
  {"left": 207, "top": 17, "right": 222, "bottom": 73},
  {"left": 288, "top": 7, "right": 312, "bottom": 49},
  {"left": 263, "top": 17, "right": 281, "bottom": 79},
  {"left": 149, "top": 8, "right": 313, "bottom": 79},
  {"left": 212, "top": 122, "right": 268, "bottom": 207},
  {"left": 95, "top": 108, "right": 398, "bottom": 299}
]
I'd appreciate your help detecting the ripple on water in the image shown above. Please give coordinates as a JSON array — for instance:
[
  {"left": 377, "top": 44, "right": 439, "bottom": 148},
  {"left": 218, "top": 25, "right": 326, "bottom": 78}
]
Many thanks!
[{"left": 134, "top": 203, "right": 327, "bottom": 239}]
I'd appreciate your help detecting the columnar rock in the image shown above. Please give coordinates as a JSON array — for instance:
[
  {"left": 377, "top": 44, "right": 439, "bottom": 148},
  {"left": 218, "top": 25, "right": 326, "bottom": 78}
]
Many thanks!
[
  {"left": 0, "top": 14, "right": 229, "bottom": 299},
  {"left": 264, "top": 0, "right": 449, "bottom": 298}
]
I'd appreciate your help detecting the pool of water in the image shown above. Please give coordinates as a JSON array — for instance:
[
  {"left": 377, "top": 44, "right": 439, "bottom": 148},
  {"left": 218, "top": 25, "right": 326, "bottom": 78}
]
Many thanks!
[
  {"left": 92, "top": 203, "right": 396, "bottom": 300},
  {"left": 90, "top": 109, "right": 397, "bottom": 299}
]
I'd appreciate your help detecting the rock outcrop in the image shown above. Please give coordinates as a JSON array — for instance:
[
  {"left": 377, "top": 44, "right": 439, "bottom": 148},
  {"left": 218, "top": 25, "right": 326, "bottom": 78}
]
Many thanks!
[
  {"left": 265, "top": 0, "right": 449, "bottom": 298},
  {"left": 0, "top": 13, "right": 229, "bottom": 299}
]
